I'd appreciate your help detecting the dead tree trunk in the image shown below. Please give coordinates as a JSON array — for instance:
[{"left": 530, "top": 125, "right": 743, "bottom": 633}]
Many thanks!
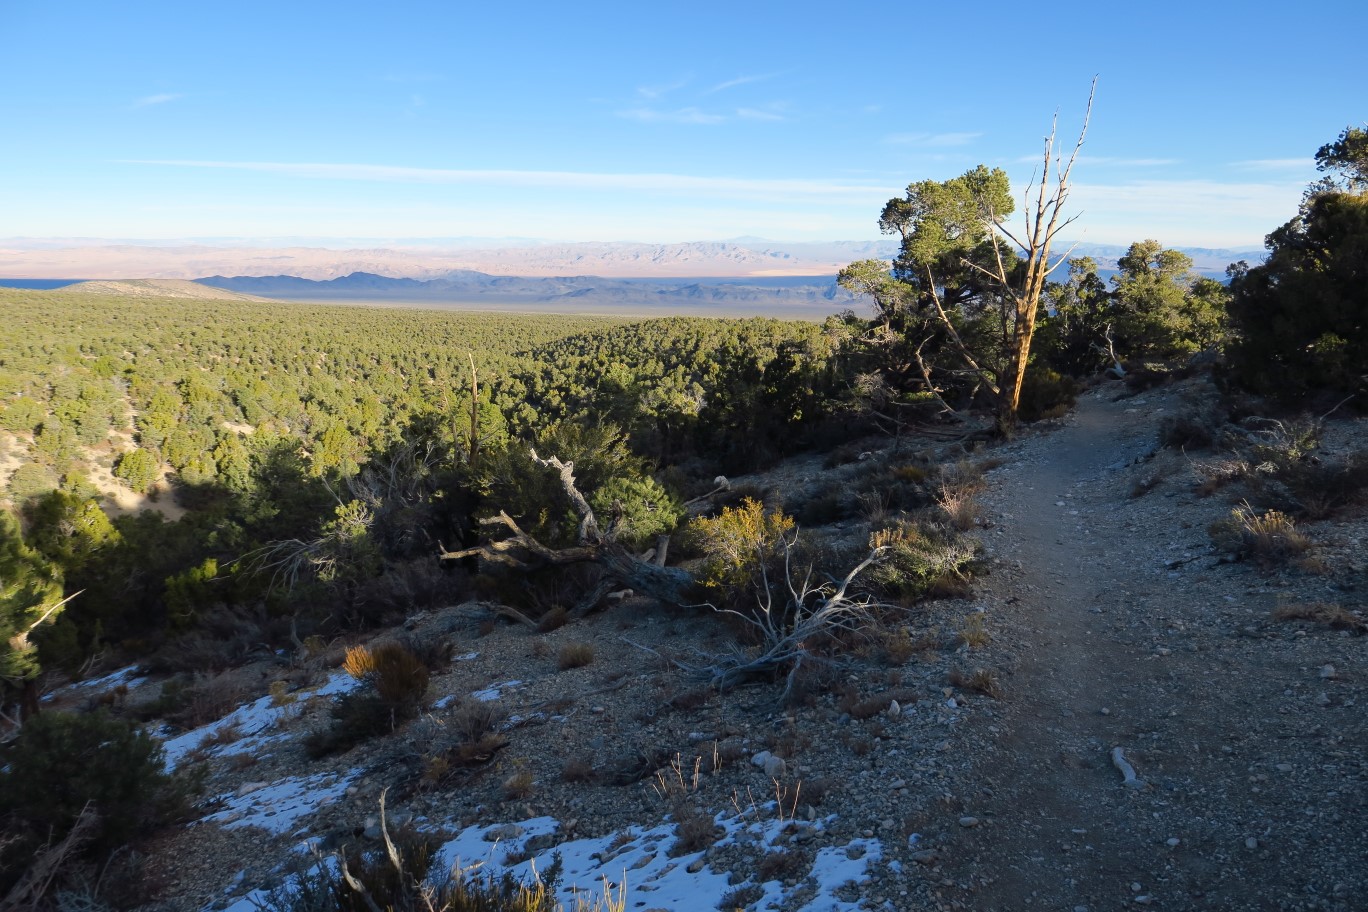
[
  {"left": 964, "top": 79, "right": 1096, "bottom": 430},
  {"left": 438, "top": 451, "right": 696, "bottom": 611}
]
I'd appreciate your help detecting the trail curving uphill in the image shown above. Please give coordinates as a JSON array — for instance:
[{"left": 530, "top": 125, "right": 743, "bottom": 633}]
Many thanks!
[{"left": 937, "top": 385, "right": 1367, "bottom": 912}]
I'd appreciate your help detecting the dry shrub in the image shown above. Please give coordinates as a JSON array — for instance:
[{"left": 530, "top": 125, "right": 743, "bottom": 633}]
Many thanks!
[
  {"left": 1272, "top": 602, "right": 1366, "bottom": 633},
  {"left": 720, "top": 885, "right": 765, "bottom": 910},
  {"left": 420, "top": 728, "right": 509, "bottom": 787},
  {"left": 757, "top": 849, "right": 805, "bottom": 883},
  {"left": 843, "top": 734, "right": 873, "bottom": 756},
  {"left": 153, "top": 674, "right": 249, "bottom": 729},
  {"left": 396, "top": 634, "right": 455, "bottom": 671},
  {"left": 1194, "top": 456, "right": 1253, "bottom": 496},
  {"left": 669, "top": 804, "right": 719, "bottom": 857},
  {"left": 557, "top": 643, "right": 595, "bottom": 670},
  {"left": 1209, "top": 504, "right": 1311, "bottom": 568},
  {"left": 1278, "top": 453, "right": 1368, "bottom": 519},
  {"left": 501, "top": 766, "right": 533, "bottom": 800},
  {"left": 269, "top": 680, "right": 296, "bottom": 707},
  {"left": 1159, "top": 412, "right": 1220, "bottom": 450},
  {"left": 561, "top": 757, "right": 595, "bottom": 783},
  {"left": 343, "top": 644, "right": 376, "bottom": 679},
  {"left": 715, "top": 740, "right": 747, "bottom": 767},
  {"left": 227, "top": 753, "right": 258, "bottom": 772},
  {"left": 837, "top": 685, "right": 919, "bottom": 720},
  {"left": 306, "top": 642, "right": 430, "bottom": 757},
  {"left": 868, "top": 519, "right": 978, "bottom": 604},
  {"left": 450, "top": 732, "right": 510, "bottom": 767},
  {"left": 955, "top": 613, "right": 990, "bottom": 648},
  {"left": 194, "top": 720, "right": 242, "bottom": 751},
  {"left": 686, "top": 498, "right": 796, "bottom": 596},
  {"left": 949, "top": 667, "right": 1003, "bottom": 699},
  {"left": 345, "top": 642, "right": 430, "bottom": 707},
  {"left": 449, "top": 700, "right": 505, "bottom": 742},
  {"left": 856, "top": 489, "right": 894, "bottom": 525},
  {"left": 891, "top": 464, "right": 929, "bottom": 483},
  {"left": 935, "top": 481, "right": 979, "bottom": 531}
]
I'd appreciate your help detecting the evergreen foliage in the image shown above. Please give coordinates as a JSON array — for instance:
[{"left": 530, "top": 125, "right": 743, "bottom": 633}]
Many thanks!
[
  {"left": 0, "top": 710, "right": 194, "bottom": 889},
  {"left": 1227, "top": 189, "right": 1368, "bottom": 398}
]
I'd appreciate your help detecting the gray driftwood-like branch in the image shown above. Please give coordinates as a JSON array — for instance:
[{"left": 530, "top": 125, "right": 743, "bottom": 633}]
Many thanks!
[
  {"left": 438, "top": 450, "right": 695, "bottom": 612},
  {"left": 679, "top": 535, "right": 886, "bottom": 699}
]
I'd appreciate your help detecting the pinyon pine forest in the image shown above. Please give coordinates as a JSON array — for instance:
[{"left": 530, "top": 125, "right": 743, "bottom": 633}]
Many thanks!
[{"left": 0, "top": 126, "right": 1366, "bottom": 912}]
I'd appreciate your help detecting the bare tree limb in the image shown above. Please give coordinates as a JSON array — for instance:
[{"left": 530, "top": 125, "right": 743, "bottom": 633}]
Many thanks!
[
  {"left": 439, "top": 451, "right": 696, "bottom": 610},
  {"left": 1, "top": 802, "right": 99, "bottom": 908},
  {"left": 680, "top": 536, "right": 887, "bottom": 699},
  {"left": 925, "top": 265, "right": 1001, "bottom": 396},
  {"left": 968, "top": 77, "right": 1097, "bottom": 426}
]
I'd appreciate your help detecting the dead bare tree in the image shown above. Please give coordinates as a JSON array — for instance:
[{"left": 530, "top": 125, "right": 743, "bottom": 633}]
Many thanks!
[
  {"left": 678, "top": 535, "right": 886, "bottom": 699},
  {"left": 966, "top": 78, "right": 1096, "bottom": 427},
  {"left": 1, "top": 802, "right": 99, "bottom": 908},
  {"left": 438, "top": 450, "right": 695, "bottom": 613}
]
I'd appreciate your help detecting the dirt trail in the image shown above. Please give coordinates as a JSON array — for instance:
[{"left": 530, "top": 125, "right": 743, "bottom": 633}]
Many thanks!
[{"left": 938, "top": 387, "right": 1367, "bottom": 911}]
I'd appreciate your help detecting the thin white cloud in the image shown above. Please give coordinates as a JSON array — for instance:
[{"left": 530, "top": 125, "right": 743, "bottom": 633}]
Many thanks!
[
  {"left": 635, "top": 77, "right": 690, "bottom": 100},
  {"left": 1065, "top": 178, "right": 1304, "bottom": 246},
  {"left": 885, "top": 131, "right": 982, "bottom": 147},
  {"left": 124, "top": 159, "right": 892, "bottom": 202},
  {"left": 705, "top": 72, "right": 781, "bottom": 94},
  {"left": 1231, "top": 158, "right": 1313, "bottom": 170},
  {"left": 1088, "top": 157, "right": 1176, "bottom": 167},
  {"left": 737, "top": 107, "right": 784, "bottom": 122},
  {"left": 618, "top": 106, "right": 726, "bottom": 125},
  {"left": 133, "top": 93, "right": 184, "bottom": 108}
]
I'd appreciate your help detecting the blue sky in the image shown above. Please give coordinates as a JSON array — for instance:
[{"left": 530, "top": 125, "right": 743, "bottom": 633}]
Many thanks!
[{"left": 1, "top": 0, "right": 1362, "bottom": 249}]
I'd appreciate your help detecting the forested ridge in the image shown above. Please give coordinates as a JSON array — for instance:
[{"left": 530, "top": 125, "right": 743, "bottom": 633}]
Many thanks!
[{"left": 0, "top": 292, "right": 850, "bottom": 685}]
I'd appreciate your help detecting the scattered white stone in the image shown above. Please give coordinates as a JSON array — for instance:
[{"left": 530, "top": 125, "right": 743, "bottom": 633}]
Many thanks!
[
  {"left": 1166, "top": 837, "right": 1180, "bottom": 847},
  {"left": 1320, "top": 664, "right": 1338, "bottom": 679},
  {"left": 958, "top": 816, "right": 979, "bottom": 828}
]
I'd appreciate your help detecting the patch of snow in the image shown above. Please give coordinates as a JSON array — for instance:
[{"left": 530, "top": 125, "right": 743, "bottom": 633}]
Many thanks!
[
  {"left": 425, "top": 805, "right": 880, "bottom": 911},
  {"left": 201, "top": 769, "right": 358, "bottom": 836},
  {"left": 803, "top": 838, "right": 882, "bottom": 910},
  {"left": 471, "top": 680, "right": 521, "bottom": 702},
  {"left": 213, "top": 801, "right": 883, "bottom": 911},
  {"left": 160, "top": 670, "right": 362, "bottom": 769},
  {"left": 42, "top": 665, "right": 146, "bottom": 702}
]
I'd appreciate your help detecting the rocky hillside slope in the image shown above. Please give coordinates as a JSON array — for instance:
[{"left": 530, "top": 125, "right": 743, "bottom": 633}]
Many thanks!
[{"left": 41, "top": 377, "right": 1366, "bottom": 912}]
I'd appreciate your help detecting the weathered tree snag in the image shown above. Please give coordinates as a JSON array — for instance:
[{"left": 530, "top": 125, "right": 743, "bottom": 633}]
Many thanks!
[
  {"left": 438, "top": 451, "right": 697, "bottom": 611},
  {"left": 964, "top": 79, "right": 1096, "bottom": 428}
]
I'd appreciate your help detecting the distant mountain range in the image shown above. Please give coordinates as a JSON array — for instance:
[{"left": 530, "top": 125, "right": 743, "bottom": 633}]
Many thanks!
[
  {"left": 194, "top": 271, "right": 862, "bottom": 318},
  {"left": 4, "top": 237, "right": 1263, "bottom": 289}
]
